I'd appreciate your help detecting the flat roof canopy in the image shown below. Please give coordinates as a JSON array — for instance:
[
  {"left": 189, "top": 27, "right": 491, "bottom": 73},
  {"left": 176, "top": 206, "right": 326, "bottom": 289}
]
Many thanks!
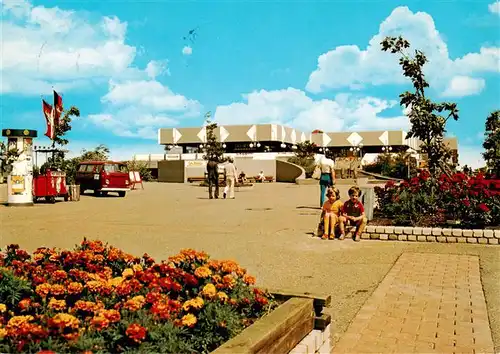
[{"left": 158, "top": 124, "right": 461, "bottom": 151}]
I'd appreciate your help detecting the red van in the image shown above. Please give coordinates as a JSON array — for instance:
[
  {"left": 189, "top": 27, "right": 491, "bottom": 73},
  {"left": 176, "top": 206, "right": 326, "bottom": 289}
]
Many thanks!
[{"left": 76, "top": 161, "right": 130, "bottom": 197}]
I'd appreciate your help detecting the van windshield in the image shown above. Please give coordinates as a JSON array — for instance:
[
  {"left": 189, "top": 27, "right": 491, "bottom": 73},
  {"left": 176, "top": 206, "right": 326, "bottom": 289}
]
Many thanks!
[{"left": 103, "top": 164, "right": 128, "bottom": 173}]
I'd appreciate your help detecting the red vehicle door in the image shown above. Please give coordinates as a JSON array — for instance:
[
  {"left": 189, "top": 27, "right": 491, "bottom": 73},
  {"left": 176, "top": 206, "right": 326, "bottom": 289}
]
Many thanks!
[{"left": 100, "top": 163, "right": 130, "bottom": 197}]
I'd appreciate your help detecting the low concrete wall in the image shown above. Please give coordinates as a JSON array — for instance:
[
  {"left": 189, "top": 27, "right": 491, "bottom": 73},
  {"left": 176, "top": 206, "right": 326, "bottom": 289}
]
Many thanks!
[
  {"left": 360, "top": 226, "right": 499, "bottom": 245},
  {"left": 158, "top": 160, "right": 184, "bottom": 183},
  {"left": 289, "top": 324, "right": 331, "bottom": 354},
  {"left": 276, "top": 160, "right": 305, "bottom": 183}
]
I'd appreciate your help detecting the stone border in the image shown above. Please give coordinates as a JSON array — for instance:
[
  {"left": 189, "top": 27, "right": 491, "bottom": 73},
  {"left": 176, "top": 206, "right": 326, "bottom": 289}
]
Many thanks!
[
  {"left": 289, "top": 324, "right": 331, "bottom": 354},
  {"left": 362, "top": 226, "right": 499, "bottom": 245}
]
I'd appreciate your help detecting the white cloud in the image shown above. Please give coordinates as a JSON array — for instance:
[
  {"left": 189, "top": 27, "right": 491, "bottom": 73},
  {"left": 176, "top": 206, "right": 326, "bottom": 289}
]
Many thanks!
[
  {"left": 458, "top": 145, "right": 485, "bottom": 169},
  {"left": 213, "top": 88, "right": 409, "bottom": 133},
  {"left": 442, "top": 76, "right": 485, "bottom": 97},
  {"left": 0, "top": 0, "right": 145, "bottom": 94},
  {"left": 182, "top": 46, "right": 193, "bottom": 56},
  {"left": 306, "top": 6, "right": 500, "bottom": 97},
  {"left": 89, "top": 80, "right": 202, "bottom": 139},
  {"left": 145, "top": 60, "right": 169, "bottom": 79},
  {"left": 489, "top": 1, "right": 500, "bottom": 14}
]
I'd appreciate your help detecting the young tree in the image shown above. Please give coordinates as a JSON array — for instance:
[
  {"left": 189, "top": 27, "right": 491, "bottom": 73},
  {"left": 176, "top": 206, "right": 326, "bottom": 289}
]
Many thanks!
[
  {"left": 294, "top": 141, "right": 317, "bottom": 159},
  {"left": 482, "top": 110, "right": 500, "bottom": 176},
  {"left": 202, "top": 112, "right": 226, "bottom": 163},
  {"left": 381, "top": 36, "right": 459, "bottom": 176}
]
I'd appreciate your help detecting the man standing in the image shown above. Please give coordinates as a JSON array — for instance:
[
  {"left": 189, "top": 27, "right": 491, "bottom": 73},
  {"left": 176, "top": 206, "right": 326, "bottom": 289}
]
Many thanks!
[
  {"left": 206, "top": 157, "right": 220, "bottom": 199},
  {"left": 223, "top": 157, "right": 237, "bottom": 199}
]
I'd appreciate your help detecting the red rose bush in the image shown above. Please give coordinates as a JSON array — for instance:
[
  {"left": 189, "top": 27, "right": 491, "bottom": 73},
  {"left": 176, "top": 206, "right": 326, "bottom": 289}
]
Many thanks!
[{"left": 375, "top": 170, "right": 500, "bottom": 228}]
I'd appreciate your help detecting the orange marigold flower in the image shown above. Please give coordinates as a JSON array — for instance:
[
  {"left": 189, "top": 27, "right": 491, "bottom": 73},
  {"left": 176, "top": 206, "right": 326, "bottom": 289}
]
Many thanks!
[
  {"left": 85, "top": 280, "right": 103, "bottom": 293},
  {"left": 37, "top": 351, "right": 56, "bottom": 354},
  {"left": 35, "top": 283, "right": 51, "bottom": 298},
  {"left": 182, "top": 297, "right": 204, "bottom": 311},
  {"left": 217, "top": 291, "right": 229, "bottom": 302},
  {"left": 73, "top": 300, "right": 103, "bottom": 314},
  {"left": 52, "top": 270, "right": 68, "bottom": 281},
  {"left": 90, "top": 314, "right": 110, "bottom": 331},
  {"left": 122, "top": 268, "right": 134, "bottom": 278},
  {"left": 50, "top": 284, "right": 66, "bottom": 296},
  {"left": 123, "top": 296, "right": 145, "bottom": 312},
  {"left": 181, "top": 314, "right": 197, "bottom": 328},
  {"left": 222, "top": 274, "right": 236, "bottom": 289},
  {"left": 108, "top": 277, "right": 124, "bottom": 287},
  {"left": 221, "top": 260, "right": 239, "bottom": 273},
  {"left": 0, "top": 304, "right": 6, "bottom": 313},
  {"left": 48, "top": 313, "right": 79, "bottom": 330},
  {"left": 67, "top": 282, "right": 83, "bottom": 295},
  {"left": 18, "top": 298, "right": 31, "bottom": 311},
  {"left": 194, "top": 266, "right": 212, "bottom": 278},
  {"left": 33, "top": 253, "right": 44, "bottom": 262},
  {"left": 126, "top": 323, "right": 147, "bottom": 343},
  {"left": 0, "top": 327, "right": 7, "bottom": 340},
  {"left": 48, "top": 298, "right": 67, "bottom": 311},
  {"left": 243, "top": 274, "right": 256, "bottom": 285},
  {"left": 103, "top": 309, "right": 121, "bottom": 323},
  {"left": 132, "top": 264, "right": 143, "bottom": 272},
  {"left": 201, "top": 283, "right": 217, "bottom": 298},
  {"left": 6, "top": 315, "right": 34, "bottom": 331}
]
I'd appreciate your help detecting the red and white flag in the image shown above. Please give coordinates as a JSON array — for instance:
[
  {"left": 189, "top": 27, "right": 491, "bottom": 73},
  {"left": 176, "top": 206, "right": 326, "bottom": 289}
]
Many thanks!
[
  {"left": 53, "top": 90, "right": 63, "bottom": 126},
  {"left": 42, "top": 99, "right": 55, "bottom": 140}
]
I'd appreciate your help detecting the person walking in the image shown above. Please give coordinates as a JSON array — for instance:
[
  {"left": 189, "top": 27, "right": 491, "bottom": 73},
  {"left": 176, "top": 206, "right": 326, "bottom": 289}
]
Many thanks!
[
  {"left": 206, "top": 158, "right": 220, "bottom": 199},
  {"left": 223, "top": 158, "right": 237, "bottom": 199},
  {"left": 317, "top": 154, "right": 336, "bottom": 207}
]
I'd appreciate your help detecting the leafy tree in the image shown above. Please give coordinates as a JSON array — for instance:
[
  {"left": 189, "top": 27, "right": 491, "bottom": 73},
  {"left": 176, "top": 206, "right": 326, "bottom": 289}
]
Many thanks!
[
  {"left": 482, "top": 110, "right": 500, "bottom": 177},
  {"left": 381, "top": 36, "right": 459, "bottom": 176},
  {"left": 202, "top": 112, "right": 226, "bottom": 163},
  {"left": 294, "top": 140, "right": 316, "bottom": 159},
  {"left": 80, "top": 144, "right": 109, "bottom": 161}
]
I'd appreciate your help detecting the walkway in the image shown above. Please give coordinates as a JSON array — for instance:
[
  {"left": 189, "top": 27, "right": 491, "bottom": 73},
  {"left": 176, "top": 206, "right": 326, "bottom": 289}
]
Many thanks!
[{"left": 333, "top": 253, "right": 495, "bottom": 353}]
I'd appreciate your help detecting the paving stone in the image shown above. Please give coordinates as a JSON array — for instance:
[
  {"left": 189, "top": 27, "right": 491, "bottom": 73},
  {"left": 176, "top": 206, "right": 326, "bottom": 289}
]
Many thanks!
[
  {"left": 432, "top": 228, "right": 442, "bottom": 236},
  {"left": 436, "top": 236, "right": 447, "bottom": 243},
  {"left": 417, "top": 236, "right": 427, "bottom": 242},
  {"left": 488, "top": 238, "right": 499, "bottom": 245},
  {"left": 407, "top": 235, "right": 417, "bottom": 242},
  {"left": 442, "top": 228, "right": 452, "bottom": 236},
  {"left": 384, "top": 226, "right": 395, "bottom": 234},
  {"left": 365, "top": 225, "right": 376, "bottom": 233},
  {"left": 404, "top": 227, "right": 414, "bottom": 235},
  {"left": 478, "top": 238, "right": 488, "bottom": 244},
  {"left": 370, "top": 233, "right": 380, "bottom": 240},
  {"left": 388, "top": 234, "right": 398, "bottom": 240},
  {"left": 334, "top": 253, "right": 494, "bottom": 354},
  {"left": 361, "top": 233, "right": 370, "bottom": 239},
  {"left": 427, "top": 236, "right": 437, "bottom": 242},
  {"left": 457, "top": 237, "right": 467, "bottom": 243},
  {"left": 452, "top": 229, "right": 463, "bottom": 237},
  {"left": 467, "top": 237, "right": 478, "bottom": 244},
  {"left": 446, "top": 236, "right": 457, "bottom": 243},
  {"left": 473, "top": 229, "right": 484, "bottom": 237},
  {"left": 398, "top": 234, "right": 407, "bottom": 241},
  {"left": 483, "top": 230, "right": 494, "bottom": 238},
  {"left": 495, "top": 230, "right": 500, "bottom": 239},
  {"left": 394, "top": 227, "right": 403, "bottom": 234},
  {"left": 380, "top": 234, "right": 389, "bottom": 240},
  {"left": 422, "top": 228, "right": 432, "bottom": 235},
  {"left": 375, "top": 227, "right": 385, "bottom": 233},
  {"left": 463, "top": 230, "right": 473, "bottom": 237}
]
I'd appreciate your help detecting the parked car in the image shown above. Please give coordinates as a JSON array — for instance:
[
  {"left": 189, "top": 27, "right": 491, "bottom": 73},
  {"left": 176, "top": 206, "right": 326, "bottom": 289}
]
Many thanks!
[{"left": 76, "top": 161, "right": 130, "bottom": 197}]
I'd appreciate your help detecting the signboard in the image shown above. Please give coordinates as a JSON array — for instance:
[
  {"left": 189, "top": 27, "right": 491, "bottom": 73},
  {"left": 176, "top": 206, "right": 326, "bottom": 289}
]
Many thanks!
[{"left": 11, "top": 175, "right": 25, "bottom": 194}]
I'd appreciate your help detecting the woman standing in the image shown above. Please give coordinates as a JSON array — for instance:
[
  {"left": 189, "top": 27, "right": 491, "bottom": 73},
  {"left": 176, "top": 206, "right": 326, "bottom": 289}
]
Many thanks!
[{"left": 318, "top": 155, "right": 336, "bottom": 207}]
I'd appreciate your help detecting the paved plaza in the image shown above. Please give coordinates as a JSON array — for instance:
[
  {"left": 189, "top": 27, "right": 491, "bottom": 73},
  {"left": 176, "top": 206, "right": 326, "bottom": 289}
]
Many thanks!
[{"left": 0, "top": 182, "right": 499, "bottom": 352}]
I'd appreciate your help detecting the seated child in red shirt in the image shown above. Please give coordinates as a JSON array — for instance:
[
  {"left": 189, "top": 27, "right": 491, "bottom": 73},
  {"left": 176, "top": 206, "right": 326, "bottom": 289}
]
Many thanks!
[{"left": 339, "top": 186, "right": 367, "bottom": 242}]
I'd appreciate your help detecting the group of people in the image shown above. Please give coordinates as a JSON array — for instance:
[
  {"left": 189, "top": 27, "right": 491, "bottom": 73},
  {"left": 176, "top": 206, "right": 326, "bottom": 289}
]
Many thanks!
[
  {"left": 316, "top": 155, "right": 367, "bottom": 242},
  {"left": 206, "top": 157, "right": 266, "bottom": 200}
]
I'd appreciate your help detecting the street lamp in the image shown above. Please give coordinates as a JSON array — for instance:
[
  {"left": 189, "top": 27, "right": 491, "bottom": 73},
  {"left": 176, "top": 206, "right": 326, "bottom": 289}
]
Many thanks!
[
  {"left": 381, "top": 145, "right": 393, "bottom": 153},
  {"left": 349, "top": 143, "right": 363, "bottom": 158}
]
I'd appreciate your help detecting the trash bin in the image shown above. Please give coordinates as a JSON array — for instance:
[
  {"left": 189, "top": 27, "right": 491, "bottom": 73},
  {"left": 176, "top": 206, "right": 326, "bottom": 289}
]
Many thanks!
[
  {"left": 69, "top": 184, "right": 80, "bottom": 201},
  {"left": 359, "top": 186, "right": 375, "bottom": 221}
]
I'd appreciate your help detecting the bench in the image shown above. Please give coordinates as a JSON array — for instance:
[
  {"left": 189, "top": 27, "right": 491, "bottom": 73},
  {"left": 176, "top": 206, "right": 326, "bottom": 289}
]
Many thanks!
[{"left": 249, "top": 176, "right": 274, "bottom": 183}]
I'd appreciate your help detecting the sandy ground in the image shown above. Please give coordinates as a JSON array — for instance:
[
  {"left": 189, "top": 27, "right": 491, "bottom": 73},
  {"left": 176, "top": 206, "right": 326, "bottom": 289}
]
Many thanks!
[{"left": 1, "top": 182, "right": 499, "bottom": 350}]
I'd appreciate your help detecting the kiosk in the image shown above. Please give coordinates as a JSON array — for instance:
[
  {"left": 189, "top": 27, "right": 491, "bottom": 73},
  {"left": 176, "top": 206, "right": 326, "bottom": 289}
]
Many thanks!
[{"left": 1, "top": 129, "right": 37, "bottom": 206}]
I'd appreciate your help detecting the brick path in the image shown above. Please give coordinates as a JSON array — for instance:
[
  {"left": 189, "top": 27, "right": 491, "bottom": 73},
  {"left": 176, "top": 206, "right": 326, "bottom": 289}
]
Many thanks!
[{"left": 333, "top": 253, "right": 495, "bottom": 354}]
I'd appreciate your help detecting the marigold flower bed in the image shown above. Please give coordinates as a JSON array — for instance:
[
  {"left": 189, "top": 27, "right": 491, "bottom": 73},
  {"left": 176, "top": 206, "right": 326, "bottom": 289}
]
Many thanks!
[{"left": 0, "top": 240, "right": 277, "bottom": 353}]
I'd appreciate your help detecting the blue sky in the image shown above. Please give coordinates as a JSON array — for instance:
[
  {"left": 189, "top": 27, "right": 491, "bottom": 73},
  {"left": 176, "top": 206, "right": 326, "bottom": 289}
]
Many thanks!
[{"left": 1, "top": 0, "right": 499, "bottom": 168}]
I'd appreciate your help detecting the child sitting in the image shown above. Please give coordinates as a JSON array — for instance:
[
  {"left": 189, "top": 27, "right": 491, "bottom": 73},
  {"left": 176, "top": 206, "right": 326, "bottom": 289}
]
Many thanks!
[
  {"left": 339, "top": 186, "right": 367, "bottom": 242},
  {"left": 318, "top": 187, "right": 343, "bottom": 240}
]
